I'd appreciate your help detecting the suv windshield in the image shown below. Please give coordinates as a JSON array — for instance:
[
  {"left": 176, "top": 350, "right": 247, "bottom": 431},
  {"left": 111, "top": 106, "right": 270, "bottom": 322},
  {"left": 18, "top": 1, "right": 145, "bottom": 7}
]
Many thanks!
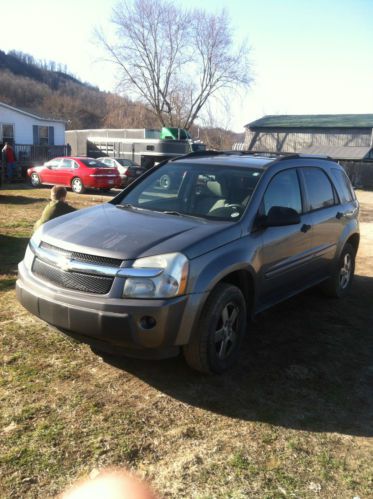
[{"left": 116, "top": 161, "right": 262, "bottom": 221}]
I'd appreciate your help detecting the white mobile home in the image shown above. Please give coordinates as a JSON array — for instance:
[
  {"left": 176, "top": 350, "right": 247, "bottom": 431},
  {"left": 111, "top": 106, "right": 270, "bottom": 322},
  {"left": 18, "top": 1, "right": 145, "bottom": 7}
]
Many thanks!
[{"left": 0, "top": 101, "right": 67, "bottom": 164}]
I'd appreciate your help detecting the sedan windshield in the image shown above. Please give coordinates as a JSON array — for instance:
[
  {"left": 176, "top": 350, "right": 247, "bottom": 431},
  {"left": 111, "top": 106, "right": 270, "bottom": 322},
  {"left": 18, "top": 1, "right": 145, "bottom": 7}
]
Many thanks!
[{"left": 116, "top": 161, "right": 263, "bottom": 221}]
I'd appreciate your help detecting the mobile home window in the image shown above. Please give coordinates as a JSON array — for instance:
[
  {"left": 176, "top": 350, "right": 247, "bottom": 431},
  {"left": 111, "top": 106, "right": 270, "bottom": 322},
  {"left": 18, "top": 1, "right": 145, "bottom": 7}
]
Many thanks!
[
  {"left": 39, "top": 126, "right": 49, "bottom": 145},
  {"left": 2, "top": 124, "right": 14, "bottom": 144}
]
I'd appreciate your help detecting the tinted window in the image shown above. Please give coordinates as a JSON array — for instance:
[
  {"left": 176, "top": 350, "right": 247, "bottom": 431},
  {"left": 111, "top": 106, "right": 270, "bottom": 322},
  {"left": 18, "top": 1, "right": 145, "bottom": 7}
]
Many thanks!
[
  {"left": 331, "top": 168, "right": 355, "bottom": 203},
  {"left": 302, "top": 168, "right": 335, "bottom": 211},
  {"left": 116, "top": 159, "right": 134, "bottom": 167},
  {"left": 80, "top": 159, "right": 108, "bottom": 168},
  {"left": 263, "top": 169, "right": 302, "bottom": 215}
]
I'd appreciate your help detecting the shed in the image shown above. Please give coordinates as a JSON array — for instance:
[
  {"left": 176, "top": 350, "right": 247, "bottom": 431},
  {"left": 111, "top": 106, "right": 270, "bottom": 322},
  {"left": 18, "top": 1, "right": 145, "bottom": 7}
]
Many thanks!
[{"left": 243, "top": 114, "right": 373, "bottom": 188}]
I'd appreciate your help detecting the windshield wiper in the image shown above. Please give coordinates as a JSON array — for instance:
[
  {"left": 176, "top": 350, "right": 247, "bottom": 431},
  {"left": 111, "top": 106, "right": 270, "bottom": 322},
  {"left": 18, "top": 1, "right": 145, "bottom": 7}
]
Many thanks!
[
  {"left": 159, "top": 210, "right": 206, "bottom": 221},
  {"left": 161, "top": 210, "right": 182, "bottom": 216},
  {"left": 116, "top": 203, "right": 135, "bottom": 210}
]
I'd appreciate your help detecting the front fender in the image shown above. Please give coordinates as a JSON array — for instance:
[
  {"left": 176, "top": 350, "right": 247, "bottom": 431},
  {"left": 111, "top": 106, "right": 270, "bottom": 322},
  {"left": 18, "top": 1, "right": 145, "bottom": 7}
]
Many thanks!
[{"left": 176, "top": 238, "right": 259, "bottom": 345}]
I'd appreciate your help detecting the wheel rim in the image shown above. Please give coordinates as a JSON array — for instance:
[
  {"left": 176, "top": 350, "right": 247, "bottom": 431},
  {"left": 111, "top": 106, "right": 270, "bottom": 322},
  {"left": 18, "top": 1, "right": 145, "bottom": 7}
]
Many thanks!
[
  {"left": 214, "top": 302, "right": 240, "bottom": 360},
  {"left": 339, "top": 253, "right": 352, "bottom": 289},
  {"left": 160, "top": 175, "right": 171, "bottom": 190},
  {"left": 72, "top": 178, "right": 82, "bottom": 192},
  {"left": 31, "top": 173, "right": 39, "bottom": 186}
]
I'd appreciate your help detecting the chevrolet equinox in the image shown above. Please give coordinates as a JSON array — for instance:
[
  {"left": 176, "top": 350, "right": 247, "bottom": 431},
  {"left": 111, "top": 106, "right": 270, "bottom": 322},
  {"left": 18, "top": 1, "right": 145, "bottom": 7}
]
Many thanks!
[{"left": 17, "top": 152, "right": 360, "bottom": 373}]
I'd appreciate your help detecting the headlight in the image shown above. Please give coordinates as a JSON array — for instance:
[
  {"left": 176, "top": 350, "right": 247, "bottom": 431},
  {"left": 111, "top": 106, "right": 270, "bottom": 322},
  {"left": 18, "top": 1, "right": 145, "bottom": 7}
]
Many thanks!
[
  {"left": 23, "top": 244, "right": 35, "bottom": 270},
  {"left": 23, "top": 230, "right": 42, "bottom": 269},
  {"left": 123, "top": 253, "right": 189, "bottom": 299}
]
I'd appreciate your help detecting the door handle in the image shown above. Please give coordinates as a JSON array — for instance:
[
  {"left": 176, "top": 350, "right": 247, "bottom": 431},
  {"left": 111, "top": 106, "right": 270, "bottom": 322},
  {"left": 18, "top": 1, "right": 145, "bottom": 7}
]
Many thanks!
[
  {"left": 336, "top": 210, "right": 354, "bottom": 219},
  {"left": 301, "top": 224, "right": 312, "bottom": 233}
]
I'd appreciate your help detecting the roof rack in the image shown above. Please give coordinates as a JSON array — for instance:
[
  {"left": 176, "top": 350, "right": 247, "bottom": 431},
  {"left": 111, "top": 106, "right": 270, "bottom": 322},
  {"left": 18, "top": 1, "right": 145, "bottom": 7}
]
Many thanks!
[
  {"left": 171, "top": 150, "right": 336, "bottom": 162},
  {"left": 277, "top": 153, "right": 335, "bottom": 161},
  {"left": 172, "top": 150, "right": 279, "bottom": 161},
  {"left": 171, "top": 150, "right": 228, "bottom": 160}
]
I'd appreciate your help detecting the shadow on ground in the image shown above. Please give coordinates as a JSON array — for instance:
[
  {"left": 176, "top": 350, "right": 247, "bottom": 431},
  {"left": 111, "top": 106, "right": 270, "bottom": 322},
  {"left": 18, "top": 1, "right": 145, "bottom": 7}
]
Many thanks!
[
  {"left": 0, "top": 234, "right": 29, "bottom": 274},
  {"left": 100, "top": 274, "right": 373, "bottom": 437},
  {"left": 0, "top": 194, "right": 46, "bottom": 204}
]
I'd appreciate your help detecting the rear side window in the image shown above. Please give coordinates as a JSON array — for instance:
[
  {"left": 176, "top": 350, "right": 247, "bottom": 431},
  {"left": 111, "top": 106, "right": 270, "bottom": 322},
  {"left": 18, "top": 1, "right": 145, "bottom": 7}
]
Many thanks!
[
  {"left": 331, "top": 168, "right": 355, "bottom": 203},
  {"left": 302, "top": 168, "right": 335, "bottom": 211},
  {"left": 61, "top": 159, "right": 74, "bottom": 169},
  {"left": 263, "top": 169, "right": 302, "bottom": 215}
]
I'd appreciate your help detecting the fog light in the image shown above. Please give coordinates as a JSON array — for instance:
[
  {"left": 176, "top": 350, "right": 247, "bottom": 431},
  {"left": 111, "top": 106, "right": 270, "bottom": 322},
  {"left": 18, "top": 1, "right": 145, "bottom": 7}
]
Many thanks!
[{"left": 139, "top": 316, "right": 157, "bottom": 330}]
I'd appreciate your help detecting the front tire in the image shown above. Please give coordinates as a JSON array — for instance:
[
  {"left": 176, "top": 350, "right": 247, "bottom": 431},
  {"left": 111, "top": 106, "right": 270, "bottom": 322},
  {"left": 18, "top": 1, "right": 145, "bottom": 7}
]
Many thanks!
[
  {"left": 322, "top": 242, "right": 356, "bottom": 297},
  {"left": 30, "top": 173, "right": 41, "bottom": 187},
  {"left": 71, "top": 177, "right": 85, "bottom": 194},
  {"left": 183, "top": 283, "right": 247, "bottom": 374}
]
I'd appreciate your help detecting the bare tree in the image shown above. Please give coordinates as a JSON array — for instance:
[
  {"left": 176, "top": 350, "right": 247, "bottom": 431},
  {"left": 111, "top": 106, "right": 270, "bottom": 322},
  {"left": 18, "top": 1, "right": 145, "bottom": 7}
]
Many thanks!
[{"left": 97, "top": 0, "right": 252, "bottom": 129}]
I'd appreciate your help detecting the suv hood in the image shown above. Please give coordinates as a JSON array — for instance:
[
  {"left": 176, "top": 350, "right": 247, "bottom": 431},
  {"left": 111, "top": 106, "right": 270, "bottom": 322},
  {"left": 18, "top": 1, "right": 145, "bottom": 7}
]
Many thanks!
[{"left": 39, "top": 203, "right": 242, "bottom": 260}]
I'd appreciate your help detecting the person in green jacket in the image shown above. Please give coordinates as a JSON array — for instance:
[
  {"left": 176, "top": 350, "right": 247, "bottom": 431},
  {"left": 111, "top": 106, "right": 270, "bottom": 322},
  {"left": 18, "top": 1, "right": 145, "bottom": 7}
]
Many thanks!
[{"left": 34, "top": 185, "right": 76, "bottom": 232}]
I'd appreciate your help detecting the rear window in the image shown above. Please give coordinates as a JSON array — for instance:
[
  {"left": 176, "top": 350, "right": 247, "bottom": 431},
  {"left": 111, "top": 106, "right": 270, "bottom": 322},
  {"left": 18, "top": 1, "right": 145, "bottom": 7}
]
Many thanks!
[
  {"left": 116, "top": 159, "right": 136, "bottom": 167},
  {"left": 80, "top": 159, "right": 108, "bottom": 168}
]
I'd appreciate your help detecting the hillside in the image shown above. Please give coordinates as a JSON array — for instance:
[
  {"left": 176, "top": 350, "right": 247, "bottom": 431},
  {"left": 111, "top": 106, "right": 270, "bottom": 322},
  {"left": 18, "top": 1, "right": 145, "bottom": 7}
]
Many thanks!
[
  {"left": 0, "top": 51, "right": 243, "bottom": 146},
  {"left": 0, "top": 50, "right": 159, "bottom": 130}
]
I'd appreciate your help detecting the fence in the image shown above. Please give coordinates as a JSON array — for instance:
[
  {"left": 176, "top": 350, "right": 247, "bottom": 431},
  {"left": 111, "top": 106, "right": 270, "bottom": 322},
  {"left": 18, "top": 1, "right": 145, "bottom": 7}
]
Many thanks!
[
  {"left": 14, "top": 144, "right": 70, "bottom": 163},
  {"left": 340, "top": 160, "right": 373, "bottom": 189},
  {"left": 0, "top": 144, "right": 71, "bottom": 183}
]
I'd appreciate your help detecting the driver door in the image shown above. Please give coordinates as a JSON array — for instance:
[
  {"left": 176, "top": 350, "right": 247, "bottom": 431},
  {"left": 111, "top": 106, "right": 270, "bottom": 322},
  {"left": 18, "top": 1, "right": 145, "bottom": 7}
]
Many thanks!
[
  {"left": 42, "top": 158, "right": 62, "bottom": 184},
  {"left": 256, "top": 168, "right": 315, "bottom": 309}
]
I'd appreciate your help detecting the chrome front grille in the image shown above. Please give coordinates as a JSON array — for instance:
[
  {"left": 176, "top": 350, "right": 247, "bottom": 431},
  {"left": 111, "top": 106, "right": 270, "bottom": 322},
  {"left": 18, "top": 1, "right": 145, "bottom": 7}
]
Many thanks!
[
  {"left": 40, "top": 242, "right": 123, "bottom": 267},
  {"left": 32, "top": 258, "right": 113, "bottom": 294},
  {"left": 30, "top": 242, "right": 124, "bottom": 294}
]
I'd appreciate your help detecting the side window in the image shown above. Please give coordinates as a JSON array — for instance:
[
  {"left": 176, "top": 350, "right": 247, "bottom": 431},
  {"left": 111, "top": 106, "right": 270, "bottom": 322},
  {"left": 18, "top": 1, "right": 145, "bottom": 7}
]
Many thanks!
[
  {"left": 46, "top": 159, "right": 61, "bottom": 169},
  {"left": 263, "top": 169, "right": 302, "bottom": 215},
  {"left": 302, "top": 168, "right": 335, "bottom": 211},
  {"left": 61, "top": 159, "right": 73, "bottom": 169},
  {"left": 331, "top": 168, "right": 355, "bottom": 203}
]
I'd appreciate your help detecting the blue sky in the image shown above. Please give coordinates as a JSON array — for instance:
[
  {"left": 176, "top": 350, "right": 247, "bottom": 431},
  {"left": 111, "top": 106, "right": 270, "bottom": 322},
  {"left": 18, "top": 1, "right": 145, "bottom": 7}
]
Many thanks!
[{"left": 1, "top": 0, "right": 372, "bottom": 131}]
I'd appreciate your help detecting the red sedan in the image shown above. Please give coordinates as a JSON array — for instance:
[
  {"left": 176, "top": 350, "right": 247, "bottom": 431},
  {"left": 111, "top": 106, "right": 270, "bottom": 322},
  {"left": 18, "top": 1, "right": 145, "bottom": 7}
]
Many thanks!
[{"left": 27, "top": 157, "right": 121, "bottom": 193}]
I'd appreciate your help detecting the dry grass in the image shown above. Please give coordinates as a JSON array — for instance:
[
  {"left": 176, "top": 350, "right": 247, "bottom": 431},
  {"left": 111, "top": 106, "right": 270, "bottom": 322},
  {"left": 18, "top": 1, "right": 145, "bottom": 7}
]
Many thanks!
[{"left": 1, "top": 184, "right": 372, "bottom": 498}]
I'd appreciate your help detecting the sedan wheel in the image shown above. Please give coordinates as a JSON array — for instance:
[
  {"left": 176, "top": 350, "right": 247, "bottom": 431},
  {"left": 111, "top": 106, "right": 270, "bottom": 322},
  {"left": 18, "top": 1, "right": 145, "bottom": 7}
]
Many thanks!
[
  {"left": 159, "top": 174, "right": 171, "bottom": 190},
  {"left": 30, "top": 173, "right": 41, "bottom": 187},
  {"left": 71, "top": 177, "right": 85, "bottom": 194}
]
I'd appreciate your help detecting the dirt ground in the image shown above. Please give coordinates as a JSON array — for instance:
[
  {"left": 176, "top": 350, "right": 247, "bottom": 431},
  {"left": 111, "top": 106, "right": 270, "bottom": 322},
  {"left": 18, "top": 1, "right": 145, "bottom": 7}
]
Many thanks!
[{"left": 0, "top": 186, "right": 372, "bottom": 498}]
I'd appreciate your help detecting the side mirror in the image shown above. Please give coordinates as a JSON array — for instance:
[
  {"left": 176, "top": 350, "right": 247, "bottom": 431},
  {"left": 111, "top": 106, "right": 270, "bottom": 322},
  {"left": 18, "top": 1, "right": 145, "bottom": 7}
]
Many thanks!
[{"left": 263, "top": 206, "right": 301, "bottom": 227}]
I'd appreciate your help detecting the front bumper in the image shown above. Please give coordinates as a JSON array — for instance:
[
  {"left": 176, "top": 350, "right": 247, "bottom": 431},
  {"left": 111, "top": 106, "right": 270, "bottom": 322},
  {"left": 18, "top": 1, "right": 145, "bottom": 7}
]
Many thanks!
[{"left": 16, "top": 261, "right": 199, "bottom": 358}]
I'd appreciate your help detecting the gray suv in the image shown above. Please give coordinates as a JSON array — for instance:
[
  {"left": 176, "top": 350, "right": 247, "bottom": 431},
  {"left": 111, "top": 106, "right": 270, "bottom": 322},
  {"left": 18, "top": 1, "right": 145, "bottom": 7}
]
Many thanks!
[{"left": 16, "top": 152, "right": 359, "bottom": 373}]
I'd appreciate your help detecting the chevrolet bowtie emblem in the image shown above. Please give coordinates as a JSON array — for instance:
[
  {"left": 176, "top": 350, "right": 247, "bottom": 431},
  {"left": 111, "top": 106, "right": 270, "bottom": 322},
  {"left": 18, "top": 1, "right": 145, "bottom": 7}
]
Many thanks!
[{"left": 56, "top": 255, "right": 71, "bottom": 271}]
